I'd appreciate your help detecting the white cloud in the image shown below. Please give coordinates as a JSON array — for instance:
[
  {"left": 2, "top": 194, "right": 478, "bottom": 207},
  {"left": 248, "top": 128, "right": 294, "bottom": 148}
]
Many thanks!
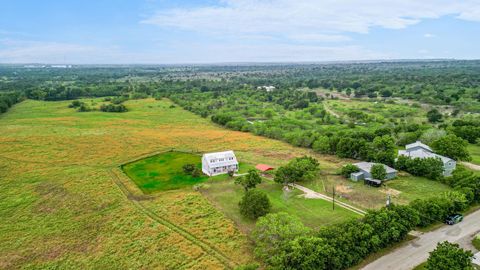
[
  {"left": 0, "top": 39, "right": 98, "bottom": 63},
  {"left": 424, "top": 33, "right": 436, "bottom": 38},
  {"left": 142, "top": 0, "right": 480, "bottom": 42}
]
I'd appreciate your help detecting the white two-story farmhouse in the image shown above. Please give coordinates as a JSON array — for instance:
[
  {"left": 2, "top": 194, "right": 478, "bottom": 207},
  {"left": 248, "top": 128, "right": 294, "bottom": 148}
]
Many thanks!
[
  {"left": 398, "top": 141, "right": 456, "bottom": 176},
  {"left": 202, "top": 150, "right": 239, "bottom": 176}
]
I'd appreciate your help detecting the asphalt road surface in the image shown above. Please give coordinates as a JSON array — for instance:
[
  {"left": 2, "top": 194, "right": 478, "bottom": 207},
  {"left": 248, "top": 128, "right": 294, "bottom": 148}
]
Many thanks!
[{"left": 362, "top": 209, "right": 480, "bottom": 270}]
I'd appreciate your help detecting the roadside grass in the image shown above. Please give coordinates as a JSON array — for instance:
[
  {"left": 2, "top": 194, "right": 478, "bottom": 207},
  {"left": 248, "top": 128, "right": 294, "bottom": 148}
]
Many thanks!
[
  {"left": 200, "top": 178, "right": 360, "bottom": 232},
  {"left": 468, "top": 144, "right": 480, "bottom": 165},
  {"left": 473, "top": 234, "right": 480, "bottom": 251},
  {"left": 0, "top": 98, "right": 356, "bottom": 268}
]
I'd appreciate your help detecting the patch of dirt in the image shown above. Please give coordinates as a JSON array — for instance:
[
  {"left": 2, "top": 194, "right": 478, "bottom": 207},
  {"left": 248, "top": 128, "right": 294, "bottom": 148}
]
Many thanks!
[
  {"left": 336, "top": 184, "right": 353, "bottom": 194},
  {"left": 380, "top": 187, "right": 402, "bottom": 197}
]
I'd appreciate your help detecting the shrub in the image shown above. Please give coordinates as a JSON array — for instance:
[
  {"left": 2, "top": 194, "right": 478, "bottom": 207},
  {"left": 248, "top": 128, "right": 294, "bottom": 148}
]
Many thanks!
[
  {"left": 182, "top": 164, "right": 195, "bottom": 174},
  {"left": 191, "top": 168, "right": 201, "bottom": 178},
  {"left": 239, "top": 189, "right": 271, "bottom": 220}
]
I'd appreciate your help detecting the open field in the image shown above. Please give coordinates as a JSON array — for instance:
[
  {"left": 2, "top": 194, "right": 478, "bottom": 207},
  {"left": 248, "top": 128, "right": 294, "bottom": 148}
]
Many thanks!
[
  {"left": 201, "top": 178, "right": 359, "bottom": 232},
  {"left": 0, "top": 98, "right": 351, "bottom": 269}
]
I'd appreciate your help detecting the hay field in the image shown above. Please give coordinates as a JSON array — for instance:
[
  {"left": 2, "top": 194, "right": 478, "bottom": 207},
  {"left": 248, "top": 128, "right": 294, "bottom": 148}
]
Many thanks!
[{"left": 0, "top": 98, "right": 347, "bottom": 269}]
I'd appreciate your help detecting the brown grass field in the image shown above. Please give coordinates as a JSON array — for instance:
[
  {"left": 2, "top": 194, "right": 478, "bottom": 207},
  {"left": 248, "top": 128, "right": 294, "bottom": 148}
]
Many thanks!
[{"left": 0, "top": 98, "right": 349, "bottom": 269}]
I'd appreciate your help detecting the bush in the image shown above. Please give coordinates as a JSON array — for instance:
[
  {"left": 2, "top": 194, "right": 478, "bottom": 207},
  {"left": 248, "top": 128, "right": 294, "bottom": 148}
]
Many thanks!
[
  {"left": 341, "top": 163, "right": 359, "bottom": 178},
  {"left": 182, "top": 164, "right": 195, "bottom": 174},
  {"left": 100, "top": 103, "right": 128, "bottom": 112},
  {"left": 191, "top": 168, "right": 201, "bottom": 178},
  {"left": 239, "top": 189, "right": 271, "bottom": 220}
]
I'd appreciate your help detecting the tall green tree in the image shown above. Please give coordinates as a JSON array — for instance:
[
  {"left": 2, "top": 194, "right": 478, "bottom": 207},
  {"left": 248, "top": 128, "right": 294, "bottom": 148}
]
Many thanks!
[
  {"left": 252, "top": 212, "right": 310, "bottom": 263},
  {"left": 235, "top": 169, "right": 262, "bottom": 191},
  {"left": 427, "top": 109, "right": 443, "bottom": 123},
  {"left": 432, "top": 134, "right": 471, "bottom": 161},
  {"left": 425, "top": 241, "right": 474, "bottom": 270},
  {"left": 239, "top": 189, "right": 271, "bottom": 220},
  {"left": 371, "top": 164, "right": 387, "bottom": 180},
  {"left": 274, "top": 156, "right": 320, "bottom": 185}
]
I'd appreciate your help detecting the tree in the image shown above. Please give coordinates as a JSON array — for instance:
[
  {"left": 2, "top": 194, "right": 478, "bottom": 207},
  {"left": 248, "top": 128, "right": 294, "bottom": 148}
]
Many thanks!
[
  {"left": 341, "top": 163, "right": 359, "bottom": 178},
  {"left": 431, "top": 134, "right": 471, "bottom": 161},
  {"left": 274, "top": 156, "right": 320, "bottom": 185},
  {"left": 371, "top": 135, "right": 396, "bottom": 166},
  {"left": 425, "top": 241, "right": 474, "bottom": 270},
  {"left": 419, "top": 129, "right": 446, "bottom": 145},
  {"left": 427, "top": 109, "right": 443, "bottom": 123},
  {"left": 371, "top": 164, "right": 387, "bottom": 180},
  {"left": 252, "top": 212, "right": 310, "bottom": 262},
  {"left": 239, "top": 189, "right": 271, "bottom": 220},
  {"left": 235, "top": 169, "right": 262, "bottom": 191}
]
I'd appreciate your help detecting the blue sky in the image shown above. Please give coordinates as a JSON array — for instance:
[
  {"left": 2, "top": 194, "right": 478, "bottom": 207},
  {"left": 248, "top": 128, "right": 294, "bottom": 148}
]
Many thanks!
[{"left": 1, "top": 0, "right": 480, "bottom": 64}]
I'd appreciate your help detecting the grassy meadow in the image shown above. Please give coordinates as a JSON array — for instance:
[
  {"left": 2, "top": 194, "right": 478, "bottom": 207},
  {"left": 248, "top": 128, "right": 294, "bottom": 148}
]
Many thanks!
[{"left": 0, "top": 98, "right": 349, "bottom": 269}]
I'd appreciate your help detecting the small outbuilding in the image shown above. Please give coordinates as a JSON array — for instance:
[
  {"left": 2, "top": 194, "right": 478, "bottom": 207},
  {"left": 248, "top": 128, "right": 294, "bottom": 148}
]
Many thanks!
[
  {"left": 202, "top": 150, "right": 239, "bottom": 176},
  {"left": 255, "top": 164, "right": 274, "bottom": 172},
  {"left": 350, "top": 162, "right": 397, "bottom": 181}
]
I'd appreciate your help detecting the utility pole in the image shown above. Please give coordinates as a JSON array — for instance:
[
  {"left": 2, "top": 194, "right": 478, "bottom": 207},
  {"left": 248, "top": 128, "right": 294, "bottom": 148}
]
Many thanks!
[{"left": 332, "top": 185, "right": 336, "bottom": 211}]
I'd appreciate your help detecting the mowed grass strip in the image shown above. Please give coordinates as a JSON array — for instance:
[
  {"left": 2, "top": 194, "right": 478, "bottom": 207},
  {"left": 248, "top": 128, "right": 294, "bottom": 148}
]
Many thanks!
[{"left": 122, "top": 151, "right": 207, "bottom": 193}]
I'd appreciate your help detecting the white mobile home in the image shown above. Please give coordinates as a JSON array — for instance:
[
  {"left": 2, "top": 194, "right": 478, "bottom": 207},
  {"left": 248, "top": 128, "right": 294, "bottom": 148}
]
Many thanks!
[{"left": 202, "top": 151, "right": 239, "bottom": 176}]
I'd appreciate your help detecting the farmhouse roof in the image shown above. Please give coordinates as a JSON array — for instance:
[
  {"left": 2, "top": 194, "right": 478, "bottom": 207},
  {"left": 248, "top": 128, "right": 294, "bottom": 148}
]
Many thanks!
[
  {"left": 405, "top": 141, "right": 433, "bottom": 152},
  {"left": 398, "top": 149, "right": 453, "bottom": 164},
  {"left": 354, "top": 162, "right": 397, "bottom": 174},
  {"left": 203, "top": 150, "right": 238, "bottom": 167},
  {"left": 255, "top": 164, "right": 274, "bottom": 171}
]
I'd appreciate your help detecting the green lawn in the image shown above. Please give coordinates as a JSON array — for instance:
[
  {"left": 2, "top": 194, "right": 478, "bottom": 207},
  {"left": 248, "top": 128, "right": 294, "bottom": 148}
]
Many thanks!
[
  {"left": 122, "top": 151, "right": 208, "bottom": 193},
  {"left": 201, "top": 178, "right": 360, "bottom": 232},
  {"left": 385, "top": 175, "right": 452, "bottom": 203},
  {"left": 302, "top": 173, "right": 452, "bottom": 209},
  {"left": 468, "top": 144, "right": 480, "bottom": 165}
]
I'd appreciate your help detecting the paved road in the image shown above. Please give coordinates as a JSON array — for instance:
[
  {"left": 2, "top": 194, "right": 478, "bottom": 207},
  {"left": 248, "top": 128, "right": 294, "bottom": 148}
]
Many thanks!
[{"left": 362, "top": 209, "right": 480, "bottom": 270}]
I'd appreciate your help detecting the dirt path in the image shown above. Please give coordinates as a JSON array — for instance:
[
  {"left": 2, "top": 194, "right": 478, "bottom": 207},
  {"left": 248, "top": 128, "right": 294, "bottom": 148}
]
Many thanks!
[
  {"left": 291, "top": 183, "right": 367, "bottom": 215},
  {"left": 323, "top": 102, "right": 341, "bottom": 118},
  {"left": 461, "top": 161, "right": 480, "bottom": 171}
]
